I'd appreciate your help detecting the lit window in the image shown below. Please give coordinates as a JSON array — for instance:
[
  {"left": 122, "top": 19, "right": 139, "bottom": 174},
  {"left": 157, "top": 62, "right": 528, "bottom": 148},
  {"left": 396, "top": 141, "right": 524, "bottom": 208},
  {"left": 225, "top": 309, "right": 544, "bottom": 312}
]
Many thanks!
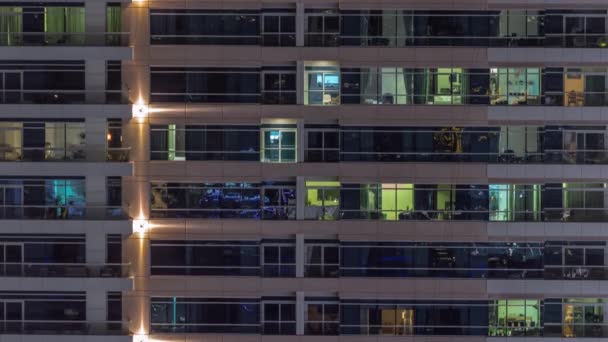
[{"left": 261, "top": 128, "right": 296, "bottom": 162}]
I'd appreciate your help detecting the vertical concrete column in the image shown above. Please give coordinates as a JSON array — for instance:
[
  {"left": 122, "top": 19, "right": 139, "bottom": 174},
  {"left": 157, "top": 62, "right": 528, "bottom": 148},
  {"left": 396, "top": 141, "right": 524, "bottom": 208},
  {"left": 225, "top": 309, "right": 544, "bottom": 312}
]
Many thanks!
[
  {"left": 125, "top": 233, "right": 150, "bottom": 334},
  {"left": 297, "top": 119, "right": 305, "bottom": 163},
  {"left": 296, "top": 2, "right": 305, "bottom": 47},
  {"left": 86, "top": 174, "right": 107, "bottom": 218},
  {"left": 86, "top": 230, "right": 106, "bottom": 264},
  {"left": 85, "top": 117, "right": 107, "bottom": 162},
  {"left": 86, "top": 289, "right": 107, "bottom": 322},
  {"left": 296, "top": 233, "right": 305, "bottom": 278},
  {"left": 604, "top": 302, "right": 608, "bottom": 332},
  {"left": 85, "top": 1, "right": 106, "bottom": 33},
  {"left": 126, "top": 3, "right": 151, "bottom": 104},
  {"left": 297, "top": 60, "right": 305, "bottom": 105},
  {"left": 85, "top": 60, "right": 106, "bottom": 104},
  {"left": 604, "top": 187, "right": 608, "bottom": 216},
  {"left": 125, "top": 291, "right": 150, "bottom": 335},
  {"left": 296, "top": 176, "right": 305, "bottom": 220},
  {"left": 124, "top": 118, "right": 150, "bottom": 219},
  {"left": 296, "top": 291, "right": 305, "bottom": 335},
  {"left": 85, "top": 1, "right": 106, "bottom": 45}
]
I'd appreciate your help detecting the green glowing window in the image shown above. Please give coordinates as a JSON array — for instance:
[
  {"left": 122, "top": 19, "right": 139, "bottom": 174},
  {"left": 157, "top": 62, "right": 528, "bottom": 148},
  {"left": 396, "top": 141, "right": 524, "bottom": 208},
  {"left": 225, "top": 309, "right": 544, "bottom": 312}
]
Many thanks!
[
  {"left": 305, "top": 181, "right": 340, "bottom": 220},
  {"left": 489, "top": 299, "right": 540, "bottom": 337},
  {"left": 380, "top": 183, "right": 413, "bottom": 221}
]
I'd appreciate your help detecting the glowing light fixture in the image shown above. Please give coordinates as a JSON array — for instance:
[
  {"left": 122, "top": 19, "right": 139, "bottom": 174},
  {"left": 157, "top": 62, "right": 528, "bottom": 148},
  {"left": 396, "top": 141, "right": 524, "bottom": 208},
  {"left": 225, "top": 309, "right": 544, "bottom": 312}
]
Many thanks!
[
  {"left": 132, "top": 334, "right": 148, "bottom": 342},
  {"left": 132, "top": 219, "right": 149, "bottom": 234},
  {"left": 132, "top": 101, "right": 149, "bottom": 119}
]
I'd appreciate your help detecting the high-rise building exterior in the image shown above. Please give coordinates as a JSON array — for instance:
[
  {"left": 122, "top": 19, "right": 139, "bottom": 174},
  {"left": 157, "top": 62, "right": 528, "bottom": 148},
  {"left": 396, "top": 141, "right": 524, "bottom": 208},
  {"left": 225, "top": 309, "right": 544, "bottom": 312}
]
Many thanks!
[{"left": 3, "top": 0, "right": 608, "bottom": 341}]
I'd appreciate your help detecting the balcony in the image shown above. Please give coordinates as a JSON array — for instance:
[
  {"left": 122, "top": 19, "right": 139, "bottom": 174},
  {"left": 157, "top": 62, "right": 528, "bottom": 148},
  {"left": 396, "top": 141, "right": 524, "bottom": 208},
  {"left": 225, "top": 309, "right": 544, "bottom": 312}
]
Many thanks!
[
  {"left": 0, "top": 263, "right": 129, "bottom": 277},
  {"left": 306, "top": 150, "right": 608, "bottom": 164},
  {"left": 106, "top": 147, "right": 131, "bottom": 162},
  {"left": 0, "top": 90, "right": 130, "bottom": 105},
  {"left": 0, "top": 32, "right": 129, "bottom": 47},
  {"left": 0, "top": 147, "right": 130, "bottom": 162},
  {"left": 0, "top": 206, "right": 129, "bottom": 220},
  {"left": 0, "top": 321, "right": 129, "bottom": 335},
  {"left": 305, "top": 34, "right": 608, "bottom": 48}
]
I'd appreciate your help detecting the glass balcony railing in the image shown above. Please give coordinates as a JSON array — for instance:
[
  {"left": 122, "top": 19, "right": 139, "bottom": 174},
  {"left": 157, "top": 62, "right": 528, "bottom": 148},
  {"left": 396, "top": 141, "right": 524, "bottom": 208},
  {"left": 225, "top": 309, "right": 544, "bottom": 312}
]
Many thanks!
[
  {"left": 0, "top": 263, "right": 129, "bottom": 277},
  {"left": 150, "top": 207, "right": 296, "bottom": 220},
  {"left": 306, "top": 34, "right": 608, "bottom": 48},
  {"left": 0, "top": 205, "right": 129, "bottom": 220},
  {"left": 546, "top": 34, "right": 608, "bottom": 48},
  {"left": 300, "top": 209, "right": 608, "bottom": 222},
  {"left": 0, "top": 90, "right": 130, "bottom": 105},
  {"left": 545, "top": 266, "right": 608, "bottom": 280},
  {"left": 305, "top": 150, "right": 608, "bottom": 164},
  {"left": 0, "top": 147, "right": 130, "bottom": 162},
  {"left": 0, "top": 147, "right": 85, "bottom": 161},
  {"left": 0, "top": 321, "right": 129, "bottom": 335},
  {"left": 106, "top": 147, "right": 131, "bottom": 162},
  {"left": 0, "top": 32, "right": 129, "bottom": 47}
]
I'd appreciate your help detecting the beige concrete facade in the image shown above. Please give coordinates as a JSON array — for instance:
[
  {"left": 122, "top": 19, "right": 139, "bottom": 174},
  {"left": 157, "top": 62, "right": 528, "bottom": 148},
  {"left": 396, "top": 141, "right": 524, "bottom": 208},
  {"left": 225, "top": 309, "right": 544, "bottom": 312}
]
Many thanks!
[{"left": 63, "top": 0, "right": 608, "bottom": 339}]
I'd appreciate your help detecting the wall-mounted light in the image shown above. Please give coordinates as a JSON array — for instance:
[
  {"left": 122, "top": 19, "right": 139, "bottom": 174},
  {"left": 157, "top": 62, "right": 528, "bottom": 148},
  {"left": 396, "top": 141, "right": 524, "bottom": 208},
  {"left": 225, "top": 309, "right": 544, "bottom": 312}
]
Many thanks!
[
  {"left": 132, "top": 219, "right": 149, "bottom": 234},
  {"left": 132, "top": 334, "right": 148, "bottom": 342},
  {"left": 132, "top": 102, "right": 149, "bottom": 120}
]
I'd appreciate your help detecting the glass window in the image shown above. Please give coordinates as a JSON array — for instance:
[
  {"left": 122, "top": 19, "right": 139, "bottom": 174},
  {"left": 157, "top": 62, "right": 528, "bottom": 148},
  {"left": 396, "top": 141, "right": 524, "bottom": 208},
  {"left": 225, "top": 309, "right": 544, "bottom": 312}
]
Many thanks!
[
  {"left": 149, "top": 124, "right": 185, "bottom": 161},
  {"left": 106, "top": 4, "right": 122, "bottom": 45},
  {"left": 262, "top": 70, "right": 296, "bottom": 104},
  {"left": 150, "top": 297, "right": 260, "bottom": 333},
  {"left": 107, "top": 292, "right": 122, "bottom": 322},
  {"left": 262, "top": 13, "right": 295, "bottom": 46},
  {"left": 261, "top": 128, "right": 296, "bottom": 163},
  {"left": 562, "top": 183, "right": 608, "bottom": 221},
  {"left": 305, "top": 301, "right": 339, "bottom": 335},
  {"left": 305, "top": 65, "right": 340, "bottom": 105},
  {"left": 305, "top": 243, "right": 339, "bottom": 277},
  {"left": 263, "top": 301, "right": 296, "bottom": 335},
  {"left": 150, "top": 182, "right": 295, "bottom": 219},
  {"left": 488, "top": 299, "right": 541, "bottom": 336},
  {"left": 150, "top": 67, "right": 260, "bottom": 103},
  {"left": 150, "top": 10, "right": 260, "bottom": 45},
  {"left": 305, "top": 128, "right": 339, "bottom": 162},
  {"left": 262, "top": 243, "right": 296, "bottom": 277},
  {"left": 150, "top": 241, "right": 260, "bottom": 276},
  {"left": 0, "top": 122, "right": 21, "bottom": 161},
  {"left": 305, "top": 181, "right": 340, "bottom": 220},
  {"left": 490, "top": 68, "right": 541, "bottom": 105},
  {"left": 305, "top": 10, "right": 339, "bottom": 46},
  {"left": 489, "top": 184, "right": 542, "bottom": 221},
  {"left": 560, "top": 298, "right": 606, "bottom": 337},
  {"left": 262, "top": 184, "right": 296, "bottom": 219},
  {"left": 106, "top": 177, "right": 122, "bottom": 214}
]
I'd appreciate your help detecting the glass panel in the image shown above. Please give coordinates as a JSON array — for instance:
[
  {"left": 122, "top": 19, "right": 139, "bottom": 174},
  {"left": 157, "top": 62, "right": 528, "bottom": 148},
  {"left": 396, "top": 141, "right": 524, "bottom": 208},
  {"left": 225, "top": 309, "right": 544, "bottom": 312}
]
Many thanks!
[{"left": 5, "top": 302, "right": 22, "bottom": 320}]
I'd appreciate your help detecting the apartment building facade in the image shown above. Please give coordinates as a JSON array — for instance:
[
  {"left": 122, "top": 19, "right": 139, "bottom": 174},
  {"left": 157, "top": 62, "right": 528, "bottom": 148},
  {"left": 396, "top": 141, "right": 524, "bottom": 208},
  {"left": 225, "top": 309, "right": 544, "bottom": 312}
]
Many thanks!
[{"left": 3, "top": 0, "right": 608, "bottom": 341}]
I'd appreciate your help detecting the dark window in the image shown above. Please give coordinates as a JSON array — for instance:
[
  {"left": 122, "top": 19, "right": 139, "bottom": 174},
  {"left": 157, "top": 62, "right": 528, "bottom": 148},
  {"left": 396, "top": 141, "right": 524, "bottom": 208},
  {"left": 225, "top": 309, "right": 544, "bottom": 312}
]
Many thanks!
[
  {"left": 150, "top": 68, "right": 260, "bottom": 103},
  {"left": 150, "top": 10, "right": 260, "bottom": 45},
  {"left": 150, "top": 297, "right": 260, "bottom": 333},
  {"left": 106, "top": 234, "right": 122, "bottom": 264},
  {"left": 150, "top": 242, "right": 260, "bottom": 276},
  {"left": 262, "top": 244, "right": 296, "bottom": 277},
  {"left": 262, "top": 13, "right": 296, "bottom": 46},
  {"left": 107, "top": 292, "right": 122, "bottom": 321},
  {"left": 106, "top": 61, "right": 122, "bottom": 103},
  {"left": 263, "top": 301, "right": 296, "bottom": 334}
]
